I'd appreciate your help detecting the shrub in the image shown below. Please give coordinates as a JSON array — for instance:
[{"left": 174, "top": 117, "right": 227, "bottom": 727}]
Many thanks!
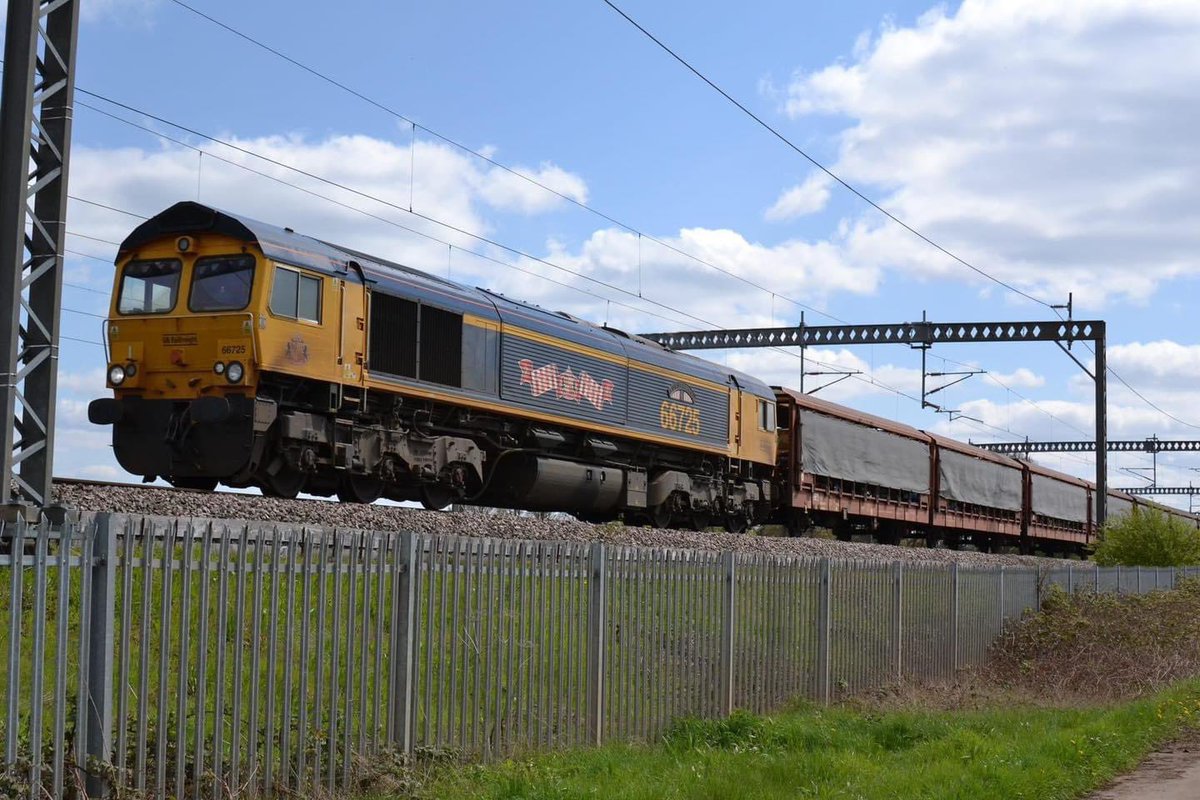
[
  {"left": 988, "top": 578, "right": 1200, "bottom": 699},
  {"left": 1092, "top": 509, "right": 1200, "bottom": 567}
]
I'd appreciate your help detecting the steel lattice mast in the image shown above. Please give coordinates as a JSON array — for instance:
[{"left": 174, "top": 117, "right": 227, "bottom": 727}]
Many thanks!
[{"left": 0, "top": 0, "right": 81, "bottom": 512}]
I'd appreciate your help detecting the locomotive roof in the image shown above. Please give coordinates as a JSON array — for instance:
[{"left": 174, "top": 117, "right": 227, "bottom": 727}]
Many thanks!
[{"left": 120, "top": 202, "right": 774, "bottom": 399}]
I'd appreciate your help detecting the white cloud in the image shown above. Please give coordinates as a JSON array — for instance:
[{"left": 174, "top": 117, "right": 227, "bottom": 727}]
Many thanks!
[
  {"left": 526, "top": 226, "right": 879, "bottom": 335},
  {"left": 778, "top": 0, "right": 1200, "bottom": 308},
  {"left": 766, "top": 172, "right": 833, "bottom": 221},
  {"left": 66, "top": 132, "right": 590, "bottom": 275},
  {"left": 477, "top": 162, "right": 588, "bottom": 214},
  {"left": 57, "top": 368, "right": 107, "bottom": 394},
  {"left": 1107, "top": 341, "right": 1200, "bottom": 391}
]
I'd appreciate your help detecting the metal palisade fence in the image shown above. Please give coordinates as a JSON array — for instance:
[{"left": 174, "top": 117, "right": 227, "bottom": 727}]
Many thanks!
[{"left": 2, "top": 513, "right": 1198, "bottom": 798}]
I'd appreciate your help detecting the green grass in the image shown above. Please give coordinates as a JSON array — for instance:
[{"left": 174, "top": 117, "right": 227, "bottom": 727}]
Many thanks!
[{"left": 415, "top": 681, "right": 1200, "bottom": 800}]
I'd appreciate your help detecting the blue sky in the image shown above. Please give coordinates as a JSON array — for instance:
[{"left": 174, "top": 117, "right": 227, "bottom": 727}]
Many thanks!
[{"left": 32, "top": 0, "right": 1200, "bottom": 503}]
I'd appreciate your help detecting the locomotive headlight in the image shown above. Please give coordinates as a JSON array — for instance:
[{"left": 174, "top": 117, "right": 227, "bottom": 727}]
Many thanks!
[
  {"left": 124, "top": 362, "right": 138, "bottom": 378},
  {"left": 225, "top": 361, "right": 244, "bottom": 383},
  {"left": 213, "top": 361, "right": 225, "bottom": 375},
  {"left": 108, "top": 364, "right": 126, "bottom": 386}
]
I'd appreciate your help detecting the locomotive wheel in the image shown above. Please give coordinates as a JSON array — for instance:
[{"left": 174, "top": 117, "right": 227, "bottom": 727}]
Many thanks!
[
  {"left": 171, "top": 476, "right": 218, "bottom": 491},
  {"left": 420, "top": 483, "right": 455, "bottom": 511},
  {"left": 785, "top": 510, "right": 811, "bottom": 537},
  {"left": 723, "top": 513, "right": 748, "bottom": 534},
  {"left": 262, "top": 469, "right": 305, "bottom": 500},
  {"left": 689, "top": 512, "right": 712, "bottom": 532},
  {"left": 337, "top": 474, "right": 383, "bottom": 504}
]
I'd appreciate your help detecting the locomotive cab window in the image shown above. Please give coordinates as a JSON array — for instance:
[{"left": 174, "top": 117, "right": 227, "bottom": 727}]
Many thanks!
[
  {"left": 757, "top": 399, "right": 776, "bottom": 431},
  {"left": 117, "top": 258, "right": 182, "bottom": 315},
  {"left": 269, "top": 265, "right": 322, "bottom": 322},
  {"left": 189, "top": 254, "right": 255, "bottom": 312}
]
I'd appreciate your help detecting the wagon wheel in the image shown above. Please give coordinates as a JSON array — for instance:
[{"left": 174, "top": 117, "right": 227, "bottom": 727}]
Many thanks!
[
  {"left": 337, "top": 473, "right": 383, "bottom": 504},
  {"left": 261, "top": 468, "right": 305, "bottom": 500},
  {"left": 420, "top": 483, "right": 456, "bottom": 511}
]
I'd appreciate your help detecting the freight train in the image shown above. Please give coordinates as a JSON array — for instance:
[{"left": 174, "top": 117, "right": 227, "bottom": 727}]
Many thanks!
[{"left": 88, "top": 202, "right": 1196, "bottom": 554}]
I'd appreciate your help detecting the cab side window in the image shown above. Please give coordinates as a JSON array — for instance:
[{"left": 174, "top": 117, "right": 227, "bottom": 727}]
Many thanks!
[
  {"left": 757, "top": 399, "right": 776, "bottom": 431},
  {"left": 270, "top": 265, "right": 322, "bottom": 322}
]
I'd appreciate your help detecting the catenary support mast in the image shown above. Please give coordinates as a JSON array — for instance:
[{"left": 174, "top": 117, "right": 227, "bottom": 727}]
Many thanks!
[{"left": 0, "top": 0, "right": 81, "bottom": 512}]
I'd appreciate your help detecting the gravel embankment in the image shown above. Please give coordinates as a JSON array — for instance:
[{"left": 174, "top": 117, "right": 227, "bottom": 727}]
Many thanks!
[{"left": 55, "top": 481, "right": 1063, "bottom": 568}]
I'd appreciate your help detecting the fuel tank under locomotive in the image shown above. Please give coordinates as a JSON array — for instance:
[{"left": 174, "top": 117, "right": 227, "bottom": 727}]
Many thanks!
[{"left": 490, "top": 455, "right": 627, "bottom": 513}]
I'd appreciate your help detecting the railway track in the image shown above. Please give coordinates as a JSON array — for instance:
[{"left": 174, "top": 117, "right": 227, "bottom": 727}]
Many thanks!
[
  {"left": 46, "top": 476, "right": 1061, "bottom": 568},
  {"left": 54, "top": 476, "right": 209, "bottom": 493}
]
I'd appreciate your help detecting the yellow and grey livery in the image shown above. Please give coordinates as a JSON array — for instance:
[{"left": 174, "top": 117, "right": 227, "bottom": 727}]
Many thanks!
[{"left": 90, "top": 202, "right": 776, "bottom": 529}]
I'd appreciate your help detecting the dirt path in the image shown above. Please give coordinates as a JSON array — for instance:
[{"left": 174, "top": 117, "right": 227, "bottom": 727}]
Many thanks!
[{"left": 1086, "top": 730, "right": 1200, "bottom": 799}]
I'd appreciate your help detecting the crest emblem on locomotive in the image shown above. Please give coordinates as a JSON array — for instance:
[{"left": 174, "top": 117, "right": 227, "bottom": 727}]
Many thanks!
[
  {"left": 284, "top": 335, "right": 310, "bottom": 365},
  {"left": 517, "top": 358, "right": 615, "bottom": 412}
]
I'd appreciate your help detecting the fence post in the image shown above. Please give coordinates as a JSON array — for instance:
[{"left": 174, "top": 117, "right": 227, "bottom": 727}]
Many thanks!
[
  {"left": 85, "top": 514, "right": 117, "bottom": 798},
  {"left": 586, "top": 542, "right": 606, "bottom": 746},
  {"left": 1116, "top": 566, "right": 1122, "bottom": 595},
  {"left": 1095, "top": 566, "right": 1100, "bottom": 594},
  {"left": 1137, "top": 566, "right": 1143, "bottom": 595},
  {"left": 4, "top": 516, "right": 25, "bottom": 767},
  {"left": 998, "top": 566, "right": 1005, "bottom": 629},
  {"left": 891, "top": 562, "right": 903, "bottom": 684},
  {"left": 719, "top": 550, "right": 735, "bottom": 716},
  {"left": 389, "top": 532, "right": 417, "bottom": 753},
  {"left": 1066, "top": 563, "right": 1073, "bottom": 594},
  {"left": 816, "top": 558, "right": 831, "bottom": 705},
  {"left": 951, "top": 563, "right": 960, "bottom": 673}
]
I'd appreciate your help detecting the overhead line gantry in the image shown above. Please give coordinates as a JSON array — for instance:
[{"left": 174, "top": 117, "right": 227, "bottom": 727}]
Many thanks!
[{"left": 641, "top": 318, "right": 1112, "bottom": 526}]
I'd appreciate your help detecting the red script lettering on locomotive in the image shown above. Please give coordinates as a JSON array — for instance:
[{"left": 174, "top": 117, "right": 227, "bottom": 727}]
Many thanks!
[{"left": 518, "top": 359, "right": 615, "bottom": 412}]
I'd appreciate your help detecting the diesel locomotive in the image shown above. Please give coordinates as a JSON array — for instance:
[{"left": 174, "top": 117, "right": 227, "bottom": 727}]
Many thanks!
[{"left": 88, "top": 202, "right": 778, "bottom": 530}]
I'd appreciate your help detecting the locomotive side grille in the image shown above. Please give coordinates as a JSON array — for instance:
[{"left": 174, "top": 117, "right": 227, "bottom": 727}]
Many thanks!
[
  {"left": 368, "top": 292, "right": 417, "bottom": 378},
  {"left": 419, "top": 305, "right": 463, "bottom": 387}
]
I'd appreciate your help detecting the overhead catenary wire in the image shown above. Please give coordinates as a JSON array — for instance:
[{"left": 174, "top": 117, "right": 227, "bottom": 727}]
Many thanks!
[
  {"left": 63, "top": 93, "right": 1079, "bottom": 450},
  {"left": 0, "top": 69, "right": 1146, "bottom": 452},
  {"left": 4, "top": 45, "right": 1194, "bottom": 445},
  {"left": 599, "top": 0, "right": 1054, "bottom": 311},
  {"left": 60, "top": 123, "right": 1163, "bottom": 466},
  {"left": 58, "top": 80, "right": 1118, "bottom": 455},
  {"left": 74, "top": 98, "right": 703, "bottom": 333},
  {"left": 165, "top": 0, "right": 842, "bottom": 325},
  {"left": 598, "top": 3, "right": 1200, "bottom": 436},
  {"left": 60, "top": 193, "right": 980, "bottom": 437},
  {"left": 77, "top": 87, "right": 741, "bottom": 334}
]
